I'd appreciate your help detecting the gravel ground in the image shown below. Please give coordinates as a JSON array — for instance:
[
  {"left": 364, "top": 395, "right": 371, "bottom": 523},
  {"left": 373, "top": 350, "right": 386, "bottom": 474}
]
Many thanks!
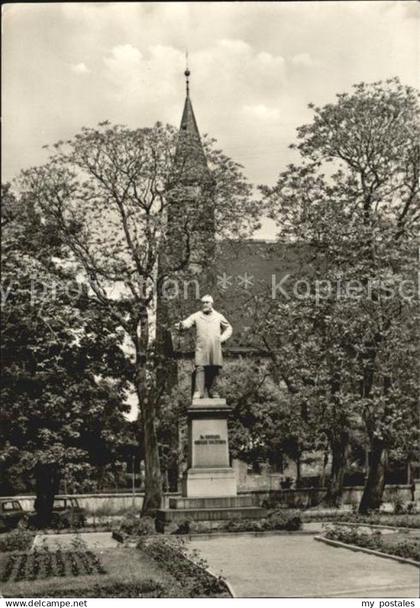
[{"left": 189, "top": 534, "right": 420, "bottom": 597}]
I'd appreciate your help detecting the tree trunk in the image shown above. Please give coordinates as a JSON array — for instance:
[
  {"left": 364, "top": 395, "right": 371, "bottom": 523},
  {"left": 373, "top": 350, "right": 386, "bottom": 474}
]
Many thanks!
[
  {"left": 167, "top": 462, "right": 179, "bottom": 493},
  {"left": 319, "top": 449, "right": 329, "bottom": 488},
  {"left": 295, "top": 454, "right": 301, "bottom": 488},
  {"left": 140, "top": 388, "right": 162, "bottom": 514},
  {"left": 34, "top": 463, "right": 60, "bottom": 528},
  {"left": 155, "top": 296, "right": 178, "bottom": 394},
  {"left": 359, "top": 438, "right": 386, "bottom": 513},
  {"left": 96, "top": 465, "right": 105, "bottom": 492},
  {"left": 324, "top": 438, "right": 348, "bottom": 507},
  {"left": 134, "top": 307, "right": 163, "bottom": 515}
]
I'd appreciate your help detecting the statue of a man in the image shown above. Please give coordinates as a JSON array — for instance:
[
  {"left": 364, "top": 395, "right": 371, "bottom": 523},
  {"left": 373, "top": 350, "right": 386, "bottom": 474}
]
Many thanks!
[{"left": 175, "top": 295, "right": 232, "bottom": 399}]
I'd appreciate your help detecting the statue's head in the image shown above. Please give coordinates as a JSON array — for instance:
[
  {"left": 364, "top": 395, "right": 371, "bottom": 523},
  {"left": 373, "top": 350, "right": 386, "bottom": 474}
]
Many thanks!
[{"left": 201, "top": 294, "right": 214, "bottom": 314}]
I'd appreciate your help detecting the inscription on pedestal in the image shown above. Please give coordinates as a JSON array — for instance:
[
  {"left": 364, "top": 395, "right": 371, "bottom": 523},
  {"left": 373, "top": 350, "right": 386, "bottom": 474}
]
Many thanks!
[
  {"left": 189, "top": 419, "right": 230, "bottom": 468},
  {"left": 193, "top": 433, "right": 228, "bottom": 467},
  {"left": 194, "top": 434, "right": 227, "bottom": 445}
]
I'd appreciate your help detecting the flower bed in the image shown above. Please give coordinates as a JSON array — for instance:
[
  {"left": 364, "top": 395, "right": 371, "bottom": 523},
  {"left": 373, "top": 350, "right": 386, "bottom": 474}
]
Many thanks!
[
  {"left": 0, "top": 550, "right": 106, "bottom": 583},
  {"left": 169, "top": 510, "right": 302, "bottom": 535},
  {"left": 142, "top": 536, "right": 230, "bottom": 597},
  {"left": 0, "top": 541, "right": 200, "bottom": 598},
  {"left": 114, "top": 510, "right": 302, "bottom": 539},
  {"left": 299, "top": 510, "right": 420, "bottom": 529},
  {"left": 323, "top": 525, "right": 420, "bottom": 562}
]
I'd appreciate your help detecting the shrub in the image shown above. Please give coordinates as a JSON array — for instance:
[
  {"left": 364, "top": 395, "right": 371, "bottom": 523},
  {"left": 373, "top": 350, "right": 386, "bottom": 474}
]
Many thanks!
[
  {"left": 224, "top": 519, "right": 263, "bottom": 533},
  {"left": 205, "top": 512, "right": 303, "bottom": 534},
  {"left": 324, "top": 525, "right": 420, "bottom": 562},
  {"left": 0, "top": 529, "right": 35, "bottom": 552},
  {"left": 388, "top": 489, "right": 406, "bottom": 514},
  {"left": 377, "top": 513, "right": 420, "bottom": 528},
  {"left": 268, "top": 510, "right": 302, "bottom": 531},
  {"left": 119, "top": 514, "right": 156, "bottom": 537},
  {"left": 171, "top": 511, "right": 303, "bottom": 535},
  {"left": 173, "top": 519, "right": 192, "bottom": 535},
  {"left": 391, "top": 540, "right": 420, "bottom": 561},
  {"left": 301, "top": 510, "right": 420, "bottom": 528},
  {"left": 325, "top": 525, "right": 381, "bottom": 550}
]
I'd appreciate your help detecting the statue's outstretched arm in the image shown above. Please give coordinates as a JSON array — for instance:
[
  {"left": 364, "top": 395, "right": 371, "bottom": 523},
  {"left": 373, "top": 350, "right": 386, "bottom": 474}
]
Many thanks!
[
  {"left": 220, "top": 315, "right": 233, "bottom": 343},
  {"left": 175, "top": 313, "right": 196, "bottom": 331}
]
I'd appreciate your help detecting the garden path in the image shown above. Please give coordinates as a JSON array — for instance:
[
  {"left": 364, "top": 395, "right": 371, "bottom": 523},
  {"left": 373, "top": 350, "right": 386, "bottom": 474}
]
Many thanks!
[{"left": 189, "top": 533, "right": 419, "bottom": 597}]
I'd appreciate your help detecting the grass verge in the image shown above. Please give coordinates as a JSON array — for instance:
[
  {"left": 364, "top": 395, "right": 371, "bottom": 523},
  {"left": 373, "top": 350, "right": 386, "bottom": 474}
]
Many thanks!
[{"left": 323, "top": 525, "right": 420, "bottom": 562}]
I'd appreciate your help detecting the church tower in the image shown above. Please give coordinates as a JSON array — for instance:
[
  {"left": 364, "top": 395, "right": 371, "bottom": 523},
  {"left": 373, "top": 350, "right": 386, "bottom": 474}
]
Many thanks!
[
  {"left": 156, "top": 66, "right": 216, "bottom": 393},
  {"left": 165, "top": 65, "right": 216, "bottom": 282}
]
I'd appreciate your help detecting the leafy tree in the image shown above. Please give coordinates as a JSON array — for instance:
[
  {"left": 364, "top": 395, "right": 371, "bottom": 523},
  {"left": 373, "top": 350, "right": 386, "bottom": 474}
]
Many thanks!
[
  {"left": 262, "top": 78, "right": 419, "bottom": 510},
  {"left": 221, "top": 360, "right": 281, "bottom": 465},
  {"left": 1, "top": 184, "right": 133, "bottom": 525},
  {"left": 250, "top": 284, "right": 353, "bottom": 500},
  {"left": 217, "top": 359, "right": 311, "bottom": 480},
  {"left": 17, "top": 122, "right": 255, "bottom": 513}
]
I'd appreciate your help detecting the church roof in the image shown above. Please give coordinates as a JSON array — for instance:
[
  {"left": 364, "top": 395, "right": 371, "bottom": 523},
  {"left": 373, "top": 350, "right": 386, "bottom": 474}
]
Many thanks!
[
  {"left": 180, "top": 95, "right": 202, "bottom": 142},
  {"left": 173, "top": 69, "right": 209, "bottom": 182},
  {"left": 172, "top": 239, "right": 314, "bottom": 355},
  {"left": 215, "top": 240, "right": 312, "bottom": 352}
]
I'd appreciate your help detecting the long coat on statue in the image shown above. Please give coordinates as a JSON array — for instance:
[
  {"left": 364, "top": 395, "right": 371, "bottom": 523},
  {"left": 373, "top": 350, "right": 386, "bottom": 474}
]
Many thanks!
[{"left": 180, "top": 310, "right": 232, "bottom": 366}]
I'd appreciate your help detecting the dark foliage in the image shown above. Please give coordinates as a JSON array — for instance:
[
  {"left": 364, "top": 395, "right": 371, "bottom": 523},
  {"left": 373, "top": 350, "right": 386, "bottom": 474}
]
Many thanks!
[{"left": 324, "top": 525, "right": 420, "bottom": 561}]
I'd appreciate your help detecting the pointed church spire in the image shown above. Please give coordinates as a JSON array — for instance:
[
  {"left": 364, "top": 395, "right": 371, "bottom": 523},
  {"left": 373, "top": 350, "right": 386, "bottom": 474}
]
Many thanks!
[
  {"left": 175, "top": 59, "right": 209, "bottom": 180},
  {"left": 179, "top": 63, "right": 201, "bottom": 143}
]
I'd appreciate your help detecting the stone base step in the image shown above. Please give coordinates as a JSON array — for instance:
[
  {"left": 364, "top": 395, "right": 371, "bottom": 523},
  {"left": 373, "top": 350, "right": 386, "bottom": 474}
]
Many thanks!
[
  {"left": 182, "top": 466, "right": 237, "bottom": 497},
  {"left": 156, "top": 505, "right": 267, "bottom": 523},
  {"left": 169, "top": 494, "right": 257, "bottom": 509}
]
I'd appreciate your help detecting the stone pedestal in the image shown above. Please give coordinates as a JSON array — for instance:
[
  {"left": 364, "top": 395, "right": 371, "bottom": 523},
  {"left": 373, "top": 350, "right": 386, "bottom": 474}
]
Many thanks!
[
  {"left": 157, "top": 396, "right": 266, "bottom": 525},
  {"left": 182, "top": 468, "right": 237, "bottom": 497},
  {"left": 182, "top": 397, "right": 237, "bottom": 497}
]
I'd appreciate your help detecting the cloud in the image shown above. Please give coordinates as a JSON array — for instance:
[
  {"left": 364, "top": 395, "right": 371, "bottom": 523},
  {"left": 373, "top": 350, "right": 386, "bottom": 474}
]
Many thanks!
[
  {"left": 291, "top": 53, "right": 320, "bottom": 68},
  {"left": 217, "top": 38, "right": 251, "bottom": 53},
  {"left": 70, "top": 62, "right": 90, "bottom": 74},
  {"left": 257, "top": 51, "right": 285, "bottom": 69},
  {"left": 242, "top": 104, "right": 280, "bottom": 121},
  {"left": 3, "top": 1, "right": 419, "bottom": 191},
  {"left": 102, "top": 43, "right": 182, "bottom": 120},
  {"left": 101, "top": 39, "right": 287, "bottom": 126},
  {"left": 190, "top": 40, "right": 287, "bottom": 110},
  {"left": 103, "top": 44, "right": 143, "bottom": 72}
]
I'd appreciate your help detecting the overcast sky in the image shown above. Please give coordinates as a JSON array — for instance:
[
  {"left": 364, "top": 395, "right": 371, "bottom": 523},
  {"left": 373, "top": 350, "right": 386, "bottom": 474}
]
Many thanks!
[
  {"left": 3, "top": 1, "right": 418, "bottom": 418},
  {"left": 2, "top": 2, "right": 419, "bottom": 210}
]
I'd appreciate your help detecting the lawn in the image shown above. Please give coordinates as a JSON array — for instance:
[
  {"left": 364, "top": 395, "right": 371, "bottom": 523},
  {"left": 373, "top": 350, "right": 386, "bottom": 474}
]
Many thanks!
[{"left": 0, "top": 531, "right": 229, "bottom": 598}]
